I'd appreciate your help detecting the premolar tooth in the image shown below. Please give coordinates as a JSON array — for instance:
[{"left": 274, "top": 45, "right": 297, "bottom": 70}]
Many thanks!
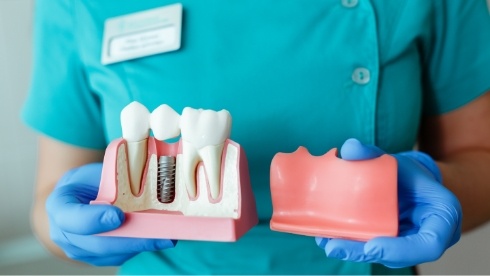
[
  {"left": 180, "top": 107, "right": 231, "bottom": 200},
  {"left": 150, "top": 104, "right": 181, "bottom": 141},
  {"left": 120, "top": 101, "right": 150, "bottom": 196}
]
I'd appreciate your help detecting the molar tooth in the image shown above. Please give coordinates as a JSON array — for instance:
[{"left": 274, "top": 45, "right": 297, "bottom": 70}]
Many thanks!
[
  {"left": 120, "top": 101, "right": 150, "bottom": 196},
  {"left": 180, "top": 107, "right": 231, "bottom": 200}
]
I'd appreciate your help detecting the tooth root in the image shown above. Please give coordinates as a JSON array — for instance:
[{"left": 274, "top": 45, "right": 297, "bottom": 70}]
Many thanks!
[
  {"left": 120, "top": 101, "right": 150, "bottom": 197},
  {"left": 181, "top": 140, "right": 200, "bottom": 198},
  {"left": 126, "top": 139, "right": 148, "bottom": 196},
  {"left": 198, "top": 143, "right": 225, "bottom": 200}
]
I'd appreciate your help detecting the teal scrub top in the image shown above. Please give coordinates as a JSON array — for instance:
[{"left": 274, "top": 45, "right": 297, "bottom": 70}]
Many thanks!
[{"left": 23, "top": 0, "right": 490, "bottom": 274}]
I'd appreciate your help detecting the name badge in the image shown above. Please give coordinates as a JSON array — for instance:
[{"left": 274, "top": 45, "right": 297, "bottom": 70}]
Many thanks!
[{"left": 101, "top": 3, "right": 182, "bottom": 65}]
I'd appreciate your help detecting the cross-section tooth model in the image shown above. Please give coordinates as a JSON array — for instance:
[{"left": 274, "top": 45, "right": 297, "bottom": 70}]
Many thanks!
[{"left": 91, "top": 102, "right": 258, "bottom": 242}]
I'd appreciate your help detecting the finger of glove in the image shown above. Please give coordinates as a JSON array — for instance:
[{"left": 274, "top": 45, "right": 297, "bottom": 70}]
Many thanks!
[
  {"left": 57, "top": 163, "right": 103, "bottom": 189},
  {"left": 315, "top": 237, "right": 331, "bottom": 248},
  {"left": 397, "top": 191, "right": 461, "bottom": 248},
  {"left": 396, "top": 155, "right": 441, "bottom": 192},
  {"left": 59, "top": 238, "right": 175, "bottom": 266},
  {"left": 397, "top": 177, "right": 461, "bottom": 228},
  {"left": 410, "top": 201, "right": 461, "bottom": 247},
  {"left": 64, "top": 233, "right": 176, "bottom": 257},
  {"left": 83, "top": 253, "right": 139, "bottom": 266},
  {"left": 340, "top": 138, "right": 385, "bottom": 161},
  {"left": 365, "top": 214, "right": 456, "bottom": 268},
  {"left": 59, "top": 241, "right": 137, "bottom": 266},
  {"left": 47, "top": 186, "right": 124, "bottom": 234},
  {"left": 397, "top": 151, "right": 442, "bottom": 183},
  {"left": 322, "top": 238, "right": 376, "bottom": 263}
]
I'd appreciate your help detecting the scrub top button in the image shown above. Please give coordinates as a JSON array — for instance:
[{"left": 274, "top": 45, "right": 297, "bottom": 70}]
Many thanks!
[
  {"left": 352, "top": 67, "right": 370, "bottom": 85},
  {"left": 341, "top": 0, "right": 359, "bottom": 8}
]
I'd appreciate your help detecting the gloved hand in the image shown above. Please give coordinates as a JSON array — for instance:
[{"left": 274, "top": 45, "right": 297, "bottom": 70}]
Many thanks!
[
  {"left": 46, "top": 163, "right": 176, "bottom": 266},
  {"left": 315, "top": 138, "right": 462, "bottom": 268}
]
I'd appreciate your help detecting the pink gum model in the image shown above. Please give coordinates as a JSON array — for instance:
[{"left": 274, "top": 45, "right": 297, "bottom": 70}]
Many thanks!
[
  {"left": 91, "top": 137, "right": 258, "bottom": 241},
  {"left": 270, "top": 147, "right": 398, "bottom": 241}
]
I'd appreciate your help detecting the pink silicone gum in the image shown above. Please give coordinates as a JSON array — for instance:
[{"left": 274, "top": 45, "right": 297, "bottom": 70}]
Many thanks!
[
  {"left": 270, "top": 147, "right": 398, "bottom": 241},
  {"left": 91, "top": 137, "right": 258, "bottom": 241}
]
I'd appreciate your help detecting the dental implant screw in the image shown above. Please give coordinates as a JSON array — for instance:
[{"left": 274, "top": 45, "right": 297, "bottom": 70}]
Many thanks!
[{"left": 157, "top": 155, "right": 176, "bottom": 203}]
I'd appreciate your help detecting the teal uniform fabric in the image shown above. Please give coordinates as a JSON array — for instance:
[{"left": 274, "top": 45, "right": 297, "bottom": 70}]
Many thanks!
[{"left": 23, "top": 0, "right": 490, "bottom": 274}]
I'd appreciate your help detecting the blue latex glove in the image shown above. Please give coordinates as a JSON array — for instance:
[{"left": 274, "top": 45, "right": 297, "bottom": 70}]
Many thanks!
[
  {"left": 315, "top": 138, "right": 462, "bottom": 268},
  {"left": 46, "top": 163, "right": 176, "bottom": 266}
]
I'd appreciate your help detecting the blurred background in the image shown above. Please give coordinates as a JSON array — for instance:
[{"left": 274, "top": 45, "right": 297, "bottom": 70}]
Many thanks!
[{"left": 0, "top": 0, "right": 489, "bottom": 274}]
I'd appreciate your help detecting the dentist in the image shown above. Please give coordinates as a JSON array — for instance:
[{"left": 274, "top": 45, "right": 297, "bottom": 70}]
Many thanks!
[{"left": 22, "top": 0, "right": 490, "bottom": 274}]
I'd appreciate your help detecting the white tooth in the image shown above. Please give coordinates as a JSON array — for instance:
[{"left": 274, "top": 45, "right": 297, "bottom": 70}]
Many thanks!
[
  {"left": 150, "top": 104, "right": 181, "bottom": 141},
  {"left": 180, "top": 107, "right": 231, "bottom": 199},
  {"left": 121, "top": 102, "right": 150, "bottom": 142},
  {"left": 120, "top": 101, "right": 150, "bottom": 196}
]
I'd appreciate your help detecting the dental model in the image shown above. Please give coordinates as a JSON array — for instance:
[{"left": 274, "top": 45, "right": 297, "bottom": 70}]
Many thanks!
[
  {"left": 91, "top": 102, "right": 258, "bottom": 242},
  {"left": 269, "top": 147, "right": 398, "bottom": 241}
]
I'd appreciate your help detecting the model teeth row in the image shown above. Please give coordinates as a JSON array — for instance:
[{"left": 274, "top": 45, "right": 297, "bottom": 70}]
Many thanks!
[{"left": 120, "top": 101, "right": 231, "bottom": 200}]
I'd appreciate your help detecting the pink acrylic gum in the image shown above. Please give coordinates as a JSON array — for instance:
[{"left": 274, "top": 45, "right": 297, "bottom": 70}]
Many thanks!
[
  {"left": 270, "top": 147, "right": 398, "bottom": 241},
  {"left": 91, "top": 137, "right": 258, "bottom": 242}
]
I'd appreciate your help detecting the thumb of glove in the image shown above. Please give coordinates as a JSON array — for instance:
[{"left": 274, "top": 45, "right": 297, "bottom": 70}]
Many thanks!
[
  {"left": 47, "top": 185, "right": 126, "bottom": 235},
  {"left": 340, "top": 138, "right": 385, "bottom": 161}
]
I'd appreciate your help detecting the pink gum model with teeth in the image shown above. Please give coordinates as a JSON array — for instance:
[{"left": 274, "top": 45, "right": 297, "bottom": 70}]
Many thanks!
[
  {"left": 91, "top": 137, "right": 258, "bottom": 242},
  {"left": 269, "top": 147, "right": 398, "bottom": 241}
]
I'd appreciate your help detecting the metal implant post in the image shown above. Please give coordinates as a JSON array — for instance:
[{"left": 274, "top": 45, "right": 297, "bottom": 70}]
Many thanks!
[{"left": 157, "top": 155, "right": 176, "bottom": 203}]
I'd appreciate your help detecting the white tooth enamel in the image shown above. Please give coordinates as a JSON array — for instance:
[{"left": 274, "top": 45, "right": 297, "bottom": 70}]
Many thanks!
[
  {"left": 150, "top": 104, "right": 181, "bottom": 140},
  {"left": 180, "top": 107, "right": 231, "bottom": 199},
  {"left": 121, "top": 101, "right": 150, "bottom": 196}
]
